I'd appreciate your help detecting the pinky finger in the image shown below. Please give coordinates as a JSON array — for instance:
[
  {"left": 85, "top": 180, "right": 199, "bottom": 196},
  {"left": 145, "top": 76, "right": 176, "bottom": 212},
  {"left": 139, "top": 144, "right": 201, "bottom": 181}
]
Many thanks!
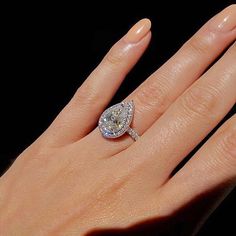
[{"left": 161, "top": 114, "right": 236, "bottom": 212}]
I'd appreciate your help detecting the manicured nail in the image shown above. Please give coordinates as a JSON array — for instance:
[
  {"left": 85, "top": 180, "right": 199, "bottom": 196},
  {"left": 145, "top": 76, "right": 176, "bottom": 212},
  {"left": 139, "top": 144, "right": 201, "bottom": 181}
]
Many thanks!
[
  {"left": 124, "top": 18, "right": 151, "bottom": 43},
  {"left": 210, "top": 5, "right": 236, "bottom": 32}
]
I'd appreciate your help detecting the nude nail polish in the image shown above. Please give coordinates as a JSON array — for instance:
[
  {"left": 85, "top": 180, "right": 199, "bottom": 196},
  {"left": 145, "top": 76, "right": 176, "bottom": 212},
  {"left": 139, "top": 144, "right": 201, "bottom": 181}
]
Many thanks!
[
  {"left": 210, "top": 5, "right": 236, "bottom": 32},
  {"left": 124, "top": 18, "right": 151, "bottom": 43}
]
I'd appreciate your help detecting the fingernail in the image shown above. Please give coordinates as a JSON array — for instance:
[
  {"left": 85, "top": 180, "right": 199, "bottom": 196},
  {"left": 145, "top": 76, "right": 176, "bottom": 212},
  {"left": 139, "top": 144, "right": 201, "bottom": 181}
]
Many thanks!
[
  {"left": 210, "top": 5, "right": 236, "bottom": 32},
  {"left": 124, "top": 18, "right": 151, "bottom": 43}
]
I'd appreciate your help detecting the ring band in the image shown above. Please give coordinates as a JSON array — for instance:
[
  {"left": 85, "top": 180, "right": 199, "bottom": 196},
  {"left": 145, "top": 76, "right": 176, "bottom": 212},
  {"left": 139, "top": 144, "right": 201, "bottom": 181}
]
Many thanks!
[
  {"left": 126, "top": 127, "right": 139, "bottom": 141},
  {"left": 98, "top": 101, "right": 140, "bottom": 141}
]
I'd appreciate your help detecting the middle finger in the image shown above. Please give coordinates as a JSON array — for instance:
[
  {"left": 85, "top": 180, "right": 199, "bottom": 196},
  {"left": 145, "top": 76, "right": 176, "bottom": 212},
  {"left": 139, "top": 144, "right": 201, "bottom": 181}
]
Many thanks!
[{"left": 120, "top": 41, "right": 236, "bottom": 186}]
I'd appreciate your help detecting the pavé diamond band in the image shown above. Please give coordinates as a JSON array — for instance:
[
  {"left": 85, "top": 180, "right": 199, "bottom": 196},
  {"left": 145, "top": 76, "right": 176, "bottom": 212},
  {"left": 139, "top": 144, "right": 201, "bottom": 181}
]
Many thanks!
[{"left": 98, "top": 101, "right": 139, "bottom": 141}]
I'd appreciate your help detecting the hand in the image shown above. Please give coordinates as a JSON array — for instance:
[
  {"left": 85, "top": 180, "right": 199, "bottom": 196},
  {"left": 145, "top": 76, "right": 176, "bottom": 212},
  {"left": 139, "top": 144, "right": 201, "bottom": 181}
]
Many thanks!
[{"left": 0, "top": 5, "right": 236, "bottom": 236}]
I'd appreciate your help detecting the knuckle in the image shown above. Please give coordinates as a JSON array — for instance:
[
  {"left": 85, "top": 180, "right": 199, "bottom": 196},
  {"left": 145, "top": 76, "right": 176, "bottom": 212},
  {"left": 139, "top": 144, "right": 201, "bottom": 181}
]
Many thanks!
[
  {"left": 135, "top": 80, "right": 169, "bottom": 115},
  {"left": 184, "top": 5, "right": 236, "bottom": 56},
  {"left": 187, "top": 33, "right": 212, "bottom": 55},
  {"left": 220, "top": 119, "right": 236, "bottom": 163},
  {"left": 74, "top": 82, "right": 102, "bottom": 107},
  {"left": 104, "top": 45, "right": 123, "bottom": 67},
  {"left": 181, "top": 85, "right": 220, "bottom": 119}
]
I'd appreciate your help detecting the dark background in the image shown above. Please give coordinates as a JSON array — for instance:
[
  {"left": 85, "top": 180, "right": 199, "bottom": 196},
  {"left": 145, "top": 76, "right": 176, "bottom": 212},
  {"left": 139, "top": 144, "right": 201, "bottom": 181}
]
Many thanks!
[{"left": 1, "top": 1, "right": 235, "bottom": 235}]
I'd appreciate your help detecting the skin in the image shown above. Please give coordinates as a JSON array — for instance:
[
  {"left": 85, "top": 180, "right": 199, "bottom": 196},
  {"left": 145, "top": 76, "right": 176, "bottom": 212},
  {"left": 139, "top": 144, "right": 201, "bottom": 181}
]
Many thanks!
[{"left": 0, "top": 5, "right": 236, "bottom": 236}]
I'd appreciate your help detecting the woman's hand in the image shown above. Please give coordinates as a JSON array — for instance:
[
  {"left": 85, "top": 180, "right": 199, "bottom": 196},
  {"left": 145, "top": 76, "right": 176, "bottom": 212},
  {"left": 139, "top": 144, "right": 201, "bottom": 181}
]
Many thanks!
[{"left": 0, "top": 5, "right": 236, "bottom": 236}]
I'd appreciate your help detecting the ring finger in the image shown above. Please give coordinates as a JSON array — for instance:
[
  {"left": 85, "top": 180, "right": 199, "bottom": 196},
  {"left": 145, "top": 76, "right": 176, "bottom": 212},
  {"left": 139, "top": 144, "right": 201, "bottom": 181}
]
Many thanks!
[{"left": 84, "top": 5, "right": 236, "bottom": 157}]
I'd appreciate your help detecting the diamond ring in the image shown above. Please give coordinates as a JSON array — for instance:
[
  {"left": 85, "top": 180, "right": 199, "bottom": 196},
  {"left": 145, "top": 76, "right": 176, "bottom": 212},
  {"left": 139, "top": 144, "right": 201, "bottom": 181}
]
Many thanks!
[{"left": 98, "top": 101, "right": 139, "bottom": 141}]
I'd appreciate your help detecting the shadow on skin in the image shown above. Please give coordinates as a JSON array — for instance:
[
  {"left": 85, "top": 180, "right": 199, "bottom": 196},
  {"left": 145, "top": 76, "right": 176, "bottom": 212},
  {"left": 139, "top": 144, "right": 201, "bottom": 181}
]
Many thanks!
[{"left": 85, "top": 181, "right": 235, "bottom": 236}]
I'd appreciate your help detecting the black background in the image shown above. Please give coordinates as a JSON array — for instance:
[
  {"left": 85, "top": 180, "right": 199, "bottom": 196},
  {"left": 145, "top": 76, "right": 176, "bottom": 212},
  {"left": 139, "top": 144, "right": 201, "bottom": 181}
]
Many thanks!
[{"left": 1, "top": 1, "right": 236, "bottom": 235}]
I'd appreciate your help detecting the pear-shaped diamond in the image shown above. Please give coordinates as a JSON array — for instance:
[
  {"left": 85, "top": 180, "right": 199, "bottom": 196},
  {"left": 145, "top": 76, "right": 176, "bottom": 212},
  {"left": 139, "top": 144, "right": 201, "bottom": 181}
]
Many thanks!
[{"left": 98, "top": 101, "right": 134, "bottom": 139}]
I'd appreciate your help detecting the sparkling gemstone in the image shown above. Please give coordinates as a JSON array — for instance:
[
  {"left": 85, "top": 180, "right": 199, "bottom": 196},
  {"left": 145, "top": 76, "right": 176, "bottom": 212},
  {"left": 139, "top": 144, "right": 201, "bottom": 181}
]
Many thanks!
[{"left": 98, "top": 101, "right": 134, "bottom": 138}]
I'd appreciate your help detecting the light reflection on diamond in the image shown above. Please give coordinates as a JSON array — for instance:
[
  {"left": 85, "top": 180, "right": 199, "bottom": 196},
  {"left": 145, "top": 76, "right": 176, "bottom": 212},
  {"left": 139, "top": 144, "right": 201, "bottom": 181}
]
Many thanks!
[{"left": 98, "top": 101, "right": 134, "bottom": 138}]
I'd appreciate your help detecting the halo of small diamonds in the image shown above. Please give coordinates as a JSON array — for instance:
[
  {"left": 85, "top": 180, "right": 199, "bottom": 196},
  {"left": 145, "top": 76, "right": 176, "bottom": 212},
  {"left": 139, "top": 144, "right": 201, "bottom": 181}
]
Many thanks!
[{"left": 98, "top": 101, "right": 134, "bottom": 139}]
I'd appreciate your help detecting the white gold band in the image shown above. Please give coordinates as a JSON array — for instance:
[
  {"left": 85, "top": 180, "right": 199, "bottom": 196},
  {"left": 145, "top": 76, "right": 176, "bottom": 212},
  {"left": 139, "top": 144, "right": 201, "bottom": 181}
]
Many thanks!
[{"left": 126, "top": 127, "right": 139, "bottom": 141}]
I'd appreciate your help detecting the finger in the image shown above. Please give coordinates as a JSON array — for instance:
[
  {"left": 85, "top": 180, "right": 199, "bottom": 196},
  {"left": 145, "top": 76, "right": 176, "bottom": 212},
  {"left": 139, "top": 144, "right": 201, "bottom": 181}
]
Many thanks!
[
  {"left": 130, "top": 4, "right": 236, "bottom": 134},
  {"left": 118, "top": 41, "right": 236, "bottom": 186},
  {"left": 42, "top": 19, "right": 152, "bottom": 146},
  {"left": 85, "top": 5, "right": 236, "bottom": 156},
  {"left": 159, "top": 114, "right": 236, "bottom": 214}
]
